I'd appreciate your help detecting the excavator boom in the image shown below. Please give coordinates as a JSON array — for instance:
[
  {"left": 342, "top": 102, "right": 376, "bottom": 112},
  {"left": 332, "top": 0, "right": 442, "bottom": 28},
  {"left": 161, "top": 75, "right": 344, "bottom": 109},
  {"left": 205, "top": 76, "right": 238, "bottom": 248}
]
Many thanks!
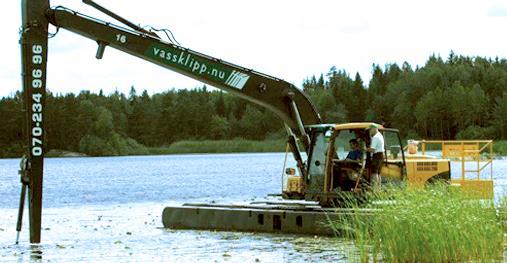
[
  {"left": 48, "top": 8, "right": 321, "bottom": 131},
  {"left": 19, "top": 0, "right": 321, "bottom": 243},
  {"left": 20, "top": 0, "right": 50, "bottom": 243}
]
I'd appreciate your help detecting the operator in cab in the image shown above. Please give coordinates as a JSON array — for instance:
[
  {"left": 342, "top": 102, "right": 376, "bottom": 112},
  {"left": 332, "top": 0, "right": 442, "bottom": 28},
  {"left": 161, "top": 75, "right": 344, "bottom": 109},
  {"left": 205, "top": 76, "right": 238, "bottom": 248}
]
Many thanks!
[
  {"left": 366, "top": 124, "right": 384, "bottom": 187},
  {"left": 345, "top": 139, "right": 362, "bottom": 163}
]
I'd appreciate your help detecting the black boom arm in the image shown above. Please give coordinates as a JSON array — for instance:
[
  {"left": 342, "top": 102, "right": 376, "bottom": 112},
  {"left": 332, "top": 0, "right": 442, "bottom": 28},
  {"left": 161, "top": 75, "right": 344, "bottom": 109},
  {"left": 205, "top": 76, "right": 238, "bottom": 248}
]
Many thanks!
[
  {"left": 47, "top": 8, "right": 321, "bottom": 134},
  {"left": 19, "top": 0, "right": 321, "bottom": 243}
]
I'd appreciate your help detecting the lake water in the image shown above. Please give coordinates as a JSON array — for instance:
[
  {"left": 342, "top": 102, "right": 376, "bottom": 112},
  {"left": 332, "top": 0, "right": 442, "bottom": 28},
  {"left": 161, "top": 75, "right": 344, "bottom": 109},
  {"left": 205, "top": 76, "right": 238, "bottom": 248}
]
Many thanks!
[
  {"left": 0, "top": 153, "right": 506, "bottom": 262},
  {"left": 0, "top": 153, "right": 347, "bottom": 262}
]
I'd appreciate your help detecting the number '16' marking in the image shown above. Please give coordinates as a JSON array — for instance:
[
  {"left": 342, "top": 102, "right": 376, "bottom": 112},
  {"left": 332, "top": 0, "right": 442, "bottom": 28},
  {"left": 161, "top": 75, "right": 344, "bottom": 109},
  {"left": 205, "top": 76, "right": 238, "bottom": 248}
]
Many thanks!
[{"left": 116, "top": 34, "right": 127, "bottom": 44}]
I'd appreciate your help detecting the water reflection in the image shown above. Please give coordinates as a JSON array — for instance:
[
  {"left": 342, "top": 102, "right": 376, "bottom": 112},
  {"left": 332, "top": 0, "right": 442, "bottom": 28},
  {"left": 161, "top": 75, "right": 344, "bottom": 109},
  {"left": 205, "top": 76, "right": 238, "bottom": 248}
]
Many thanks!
[{"left": 29, "top": 244, "right": 42, "bottom": 261}]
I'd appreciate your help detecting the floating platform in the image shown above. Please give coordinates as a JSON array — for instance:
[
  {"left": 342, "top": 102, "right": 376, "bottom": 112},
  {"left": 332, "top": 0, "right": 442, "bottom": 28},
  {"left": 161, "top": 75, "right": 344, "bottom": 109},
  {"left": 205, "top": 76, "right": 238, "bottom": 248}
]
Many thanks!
[{"left": 162, "top": 201, "right": 374, "bottom": 235}]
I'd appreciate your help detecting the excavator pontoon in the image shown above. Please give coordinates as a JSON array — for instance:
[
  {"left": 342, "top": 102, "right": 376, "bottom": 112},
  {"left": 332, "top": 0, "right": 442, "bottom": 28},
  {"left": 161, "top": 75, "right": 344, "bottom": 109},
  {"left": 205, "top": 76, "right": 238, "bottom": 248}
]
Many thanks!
[{"left": 17, "top": 0, "right": 490, "bottom": 242}]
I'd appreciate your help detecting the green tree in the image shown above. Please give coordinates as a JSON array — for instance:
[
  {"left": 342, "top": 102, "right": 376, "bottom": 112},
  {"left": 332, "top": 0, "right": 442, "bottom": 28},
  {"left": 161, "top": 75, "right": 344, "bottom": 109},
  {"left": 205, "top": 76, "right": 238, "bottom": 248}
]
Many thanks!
[
  {"left": 215, "top": 92, "right": 226, "bottom": 117},
  {"left": 210, "top": 115, "right": 230, "bottom": 139},
  {"left": 238, "top": 105, "right": 265, "bottom": 139},
  {"left": 492, "top": 92, "right": 507, "bottom": 138}
]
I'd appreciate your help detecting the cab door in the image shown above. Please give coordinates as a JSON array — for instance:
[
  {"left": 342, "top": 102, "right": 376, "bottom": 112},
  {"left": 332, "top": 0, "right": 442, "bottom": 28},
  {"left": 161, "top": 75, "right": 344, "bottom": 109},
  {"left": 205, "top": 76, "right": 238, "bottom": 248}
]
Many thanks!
[{"left": 379, "top": 128, "right": 407, "bottom": 182}]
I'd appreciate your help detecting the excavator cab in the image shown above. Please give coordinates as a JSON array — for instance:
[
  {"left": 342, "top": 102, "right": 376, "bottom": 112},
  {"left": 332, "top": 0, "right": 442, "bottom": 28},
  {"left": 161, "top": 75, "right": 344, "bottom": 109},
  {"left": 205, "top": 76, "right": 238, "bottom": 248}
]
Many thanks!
[
  {"left": 282, "top": 122, "right": 454, "bottom": 206},
  {"left": 282, "top": 122, "right": 408, "bottom": 206}
]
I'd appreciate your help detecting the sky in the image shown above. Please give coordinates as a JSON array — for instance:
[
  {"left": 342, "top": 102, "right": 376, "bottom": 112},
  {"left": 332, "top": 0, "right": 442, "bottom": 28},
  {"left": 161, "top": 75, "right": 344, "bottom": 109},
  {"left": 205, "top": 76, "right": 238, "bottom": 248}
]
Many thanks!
[{"left": 1, "top": 0, "right": 507, "bottom": 98}]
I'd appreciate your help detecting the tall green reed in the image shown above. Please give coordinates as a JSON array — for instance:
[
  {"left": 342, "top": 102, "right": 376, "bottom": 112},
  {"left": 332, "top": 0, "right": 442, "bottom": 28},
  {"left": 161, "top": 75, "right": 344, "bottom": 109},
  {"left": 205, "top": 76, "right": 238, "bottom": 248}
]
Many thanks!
[{"left": 331, "top": 184, "right": 504, "bottom": 262}]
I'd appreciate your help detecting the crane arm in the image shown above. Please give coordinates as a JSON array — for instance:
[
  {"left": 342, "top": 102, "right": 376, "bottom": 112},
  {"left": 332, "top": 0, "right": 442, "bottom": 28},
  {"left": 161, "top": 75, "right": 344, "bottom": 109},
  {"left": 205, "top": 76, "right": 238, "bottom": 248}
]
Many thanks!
[
  {"left": 19, "top": 0, "right": 321, "bottom": 243},
  {"left": 47, "top": 8, "right": 321, "bottom": 134}
]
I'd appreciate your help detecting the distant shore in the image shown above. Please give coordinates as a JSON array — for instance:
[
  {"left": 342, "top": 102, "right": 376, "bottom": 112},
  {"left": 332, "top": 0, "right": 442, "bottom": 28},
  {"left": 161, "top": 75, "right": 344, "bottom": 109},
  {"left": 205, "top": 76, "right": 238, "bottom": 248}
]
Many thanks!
[
  {"left": 43, "top": 139, "right": 287, "bottom": 158},
  {"left": 6, "top": 139, "right": 507, "bottom": 158},
  {"left": 148, "top": 139, "right": 286, "bottom": 155},
  {"left": 45, "top": 149, "right": 88, "bottom": 158}
]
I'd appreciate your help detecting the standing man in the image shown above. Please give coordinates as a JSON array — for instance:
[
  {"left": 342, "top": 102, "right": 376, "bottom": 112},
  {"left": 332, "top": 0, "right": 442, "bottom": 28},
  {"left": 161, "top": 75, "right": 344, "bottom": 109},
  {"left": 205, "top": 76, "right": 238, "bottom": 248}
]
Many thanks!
[{"left": 366, "top": 124, "right": 384, "bottom": 187}]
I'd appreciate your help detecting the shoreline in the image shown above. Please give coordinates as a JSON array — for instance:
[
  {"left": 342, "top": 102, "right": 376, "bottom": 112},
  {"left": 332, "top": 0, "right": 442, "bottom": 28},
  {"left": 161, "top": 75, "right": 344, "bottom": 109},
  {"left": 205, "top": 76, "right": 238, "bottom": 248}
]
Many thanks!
[{"left": 2, "top": 139, "right": 507, "bottom": 158}]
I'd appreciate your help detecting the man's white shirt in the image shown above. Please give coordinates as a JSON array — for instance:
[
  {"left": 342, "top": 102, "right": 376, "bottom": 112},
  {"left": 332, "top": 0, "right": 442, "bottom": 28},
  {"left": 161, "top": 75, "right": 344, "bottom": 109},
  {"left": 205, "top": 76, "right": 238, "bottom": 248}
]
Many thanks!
[{"left": 371, "top": 131, "right": 385, "bottom": 154}]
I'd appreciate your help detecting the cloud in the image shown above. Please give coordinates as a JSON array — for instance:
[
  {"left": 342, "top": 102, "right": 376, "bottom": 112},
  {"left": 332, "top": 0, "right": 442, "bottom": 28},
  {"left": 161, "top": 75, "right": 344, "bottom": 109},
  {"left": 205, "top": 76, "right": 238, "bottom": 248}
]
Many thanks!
[
  {"left": 488, "top": 4, "right": 507, "bottom": 17},
  {"left": 340, "top": 22, "right": 371, "bottom": 35}
]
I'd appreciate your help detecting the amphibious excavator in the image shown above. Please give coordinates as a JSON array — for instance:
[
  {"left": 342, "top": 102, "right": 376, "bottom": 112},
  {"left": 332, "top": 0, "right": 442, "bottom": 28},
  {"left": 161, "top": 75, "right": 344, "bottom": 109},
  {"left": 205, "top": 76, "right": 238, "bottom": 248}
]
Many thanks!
[{"left": 18, "top": 0, "right": 454, "bottom": 242}]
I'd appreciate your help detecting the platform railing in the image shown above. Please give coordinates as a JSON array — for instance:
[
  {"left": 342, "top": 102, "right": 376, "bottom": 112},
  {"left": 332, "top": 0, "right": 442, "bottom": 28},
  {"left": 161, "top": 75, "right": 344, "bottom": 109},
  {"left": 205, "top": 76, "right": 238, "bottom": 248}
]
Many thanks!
[{"left": 419, "top": 140, "right": 493, "bottom": 181}]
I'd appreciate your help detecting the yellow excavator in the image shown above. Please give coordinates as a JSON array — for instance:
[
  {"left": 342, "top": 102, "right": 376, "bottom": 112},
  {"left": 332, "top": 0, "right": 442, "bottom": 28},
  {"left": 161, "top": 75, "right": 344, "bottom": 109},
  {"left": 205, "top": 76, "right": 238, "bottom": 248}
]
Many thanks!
[{"left": 282, "top": 122, "right": 452, "bottom": 205}]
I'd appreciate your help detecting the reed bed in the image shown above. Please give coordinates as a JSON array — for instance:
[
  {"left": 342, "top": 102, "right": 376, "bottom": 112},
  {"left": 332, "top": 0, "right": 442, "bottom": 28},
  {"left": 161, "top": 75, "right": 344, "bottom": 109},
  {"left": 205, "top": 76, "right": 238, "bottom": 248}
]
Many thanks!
[
  {"left": 331, "top": 184, "right": 504, "bottom": 262},
  {"left": 149, "top": 139, "right": 286, "bottom": 154}
]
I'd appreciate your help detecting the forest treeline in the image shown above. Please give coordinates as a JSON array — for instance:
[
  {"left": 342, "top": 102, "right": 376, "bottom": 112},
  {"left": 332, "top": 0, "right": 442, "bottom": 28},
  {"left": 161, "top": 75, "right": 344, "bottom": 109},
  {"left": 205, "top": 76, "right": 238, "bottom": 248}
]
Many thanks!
[{"left": 1, "top": 53, "right": 507, "bottom": 157}]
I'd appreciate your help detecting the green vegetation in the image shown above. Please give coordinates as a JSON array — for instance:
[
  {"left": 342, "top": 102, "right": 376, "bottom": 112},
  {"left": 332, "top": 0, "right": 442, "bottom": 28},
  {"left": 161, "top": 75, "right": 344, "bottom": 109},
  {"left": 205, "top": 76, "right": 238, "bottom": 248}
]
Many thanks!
[
  {"left": 149, "top": 139, "right": 286, "bottom": 155},
  {"left": 494, "top": 140, "right": 507, "bottom": 156},
  {"left": 304, "top": 54, "right": 507, "bottom": 141},
  {"left": 2, "top": 53, "right": 507, "bottom": 157},
  {"left": 331, "top": 185, "right": 504, "bottom": 262}
]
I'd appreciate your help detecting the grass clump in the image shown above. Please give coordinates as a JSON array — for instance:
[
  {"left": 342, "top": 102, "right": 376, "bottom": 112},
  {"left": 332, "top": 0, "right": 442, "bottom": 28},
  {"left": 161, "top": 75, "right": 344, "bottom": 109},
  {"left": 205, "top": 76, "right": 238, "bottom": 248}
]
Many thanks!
[
  {"left": 149, "top": 139, "right": 286, "bottom": 154},
  {"left": 332, "top": 185, "right": 504, "bottom": 262}
]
